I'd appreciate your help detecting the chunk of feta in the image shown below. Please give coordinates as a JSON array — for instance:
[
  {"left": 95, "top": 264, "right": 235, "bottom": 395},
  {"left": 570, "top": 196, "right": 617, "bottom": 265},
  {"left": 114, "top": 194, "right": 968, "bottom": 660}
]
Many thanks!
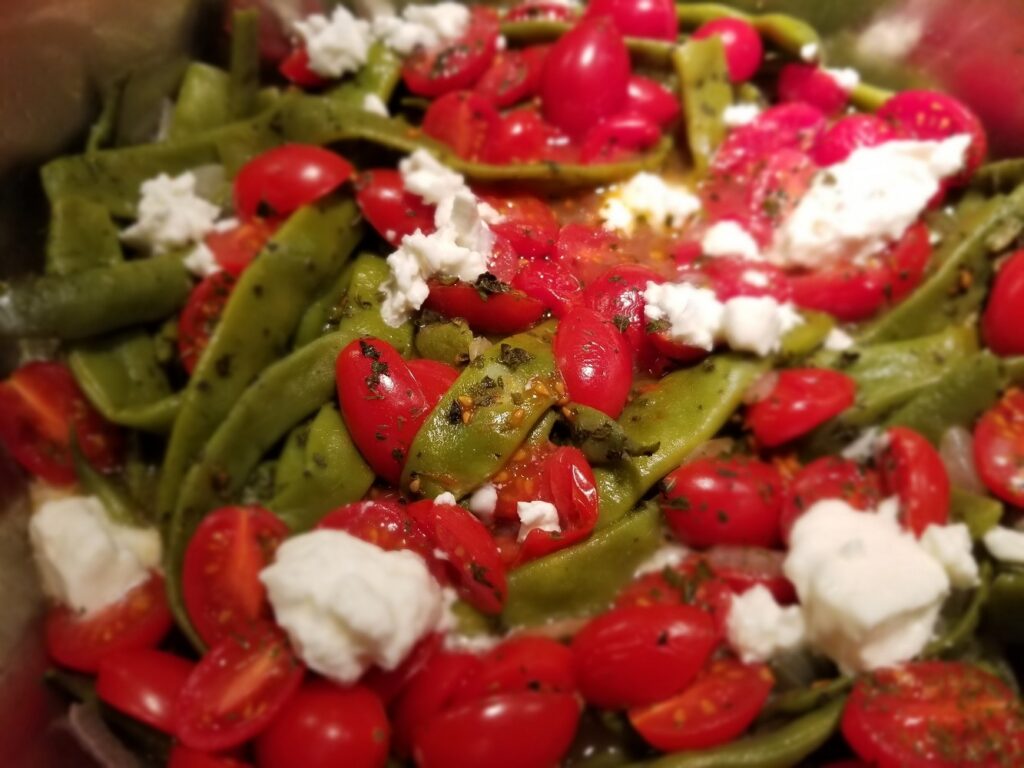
[
  {"left": 633, "top": 543, "right": 689, "bottom": 577},
  {"left": 361, "top": 93, "right": 389, "bottom": 117},
  {"left": 29, "top": 496, "right": 161, "bottom": 615},
  {"left": 825, "top": 67, "right": 860, "bottom": 93},
  {"left": 469, "top": 483, "right": 499, "bottom": 525},
  {"left": 920, "top": 523, "right": 979, "bottom": 589},
  {"left": 599, "top": 173, "right": 701, "bottom": 234},
  {"left": 434, "top": 492, "right": 458, "bottom": 507},
  {"left": 516, "top": 500, "right": 561, "bottom": 542},
  {"left": 121, "top": 172, "right": 220, "bottom": 254},
  {"left": 840, "top": 427, "right": 888, "bottom": 463},
  {"left": 701, "top": 221, "right": 762, "bottom": 260},
  {"left": 799, "top": 42, "right": 819, "bottom": 62},
  {"left": 373, "top": 3, "right": 470, "bottom": 55},
  {"left": 722, "top": 103, "right": 762, "bottom": 128},
  {"left": 183, "top": 242, "right": 220, "bottom": 277},
  {"left": 823, "top": 327, "right": 855, "bottom": 352},
  {"left": 726, "top": 585, "right": 807, "bottom": 663},
  {"left": 294, "top": 6, "right": 373, "bottom": 78},
  {"left": 261, "top": 530, "right": 447, "bottom": 684},
  {"left": 721, "top": 296, "right": 803, "bottom": 356},
  {"left": 643, "top": 282, "right": 724, "bottom": 351},
  {"left": 983, "top": 526, "right": 1024, "bottom": 565}
]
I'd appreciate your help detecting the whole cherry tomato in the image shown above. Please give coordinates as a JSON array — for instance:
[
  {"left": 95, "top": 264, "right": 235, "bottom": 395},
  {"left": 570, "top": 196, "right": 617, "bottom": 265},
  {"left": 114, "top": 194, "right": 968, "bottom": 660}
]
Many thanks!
[
  {"left": 584, "top": 0, "right": 678, "bottom": 40},
  {"left": 878, "top": 427, "right": 951, "bottom": 536},
  {"left": 982, "top": 249, "right": 1024, "bottom": 355},
  {"left": 97, "top": 649, "right": 194, "bottom": 734},
  {"left": 777, "top": 63, "right": 850, "bottom": 115},
  {"left": 746, "top": 369, "right": 856, "bottom": 447},
  {"left": 974, "top": 388, "right": 1024, "bottom": 506},
  {"left": 279, "top": 47, "right": 328, "bottom": 88},
  {"left": 580, "top": 113, "right": 662, "bottom": 164},
  {"left": 422, "top": 91, "right": 500, "bottom": 160},
  {"left": 354, "top": 169, "right": 435, "bottom": 247},
  {"left": 402, "top": 8, "right": 500, "bottom": 97},
  {"left": 482, "top": 108, "right": 551, "bottom": 164},
  {"left": 504, "top": 0, "right": 578, "bottom": 22},
  {"left": 406, "top": 358, "right": 459, "bottom": 408},
  {"left": 781, "top": 457, "right": 882, "bottom": 542},
  {"left": 234, "top": 145, "right": 353, "bottom": 220},
  {"left": 691, "top": 18, "right": 763, "bottom": 82},
  {"left": 424, "top": 280, "right": 547, "bottom": 335},
  {"left": 553, "top": 307, "right": 633, "bottom": 418}
]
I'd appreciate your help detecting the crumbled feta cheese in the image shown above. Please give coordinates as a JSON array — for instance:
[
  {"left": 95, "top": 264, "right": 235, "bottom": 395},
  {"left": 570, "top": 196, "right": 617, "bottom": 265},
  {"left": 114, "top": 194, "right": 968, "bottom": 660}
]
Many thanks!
[
  {"left": 121, "top": 172, "right": 220, "bottom": 254},
  {"left": 362, "top": 93, "right": 389, "bottom": 117},
  {"left": 840, "top": 427, "right": 888, "bottom": 463},
  {"left": 856, "top": 11, "right": 923, "bottom": 61},
  {"left": 261, "top": 530, "right": 447, "bottom": 684},
  {"left": 469, "top": 483, "right": 498, "bottom": 525},
  {"left": 823, "top": 327, "right": 855, "bottom": 352},
  {"left": 599, "top": 173, "right": 701, "bottom": 234},
  {"left": 398, "top": 149, "right": 467, "bottom": 207},
  {"left": 643, "top": 282, "right": 724, "bottom": 351},
  {"left": 741, "top": 269, "right": 770, "bottom": 288},
  {"left": 373, "top": 3, "right": 470, "bottom": 55},
  {"left": 784, "top": 499, "right": 951, "bottom": 673},
  {"left": 721, "top": 296, "right": 803, "bottom": 356},
  {"left": 768, "top": 137, "right": 969, "bottom": 269},
  {"left": 516, "top": 500, "right": 561, "bottom": 542},
  {"left": 434, "top": 492, "right": 458, "bottom": 507},
  {"left": 984, "top": 526, "right": 1024, "bottom": 564},
  {"left": 29, "top": 496, "right": 161, "bottom": 615},
  {"left": 634, "top": 543, "right": 689, "bottom": 577},
  {"left": 183, "top": 243, "right": 221, "bottom": 277},
  {"left": 920, "top": 523, "right": 979, "bottom": 589},
  {"left": 800, "top": 42, "right": 819, "bottom": 62},
  {"left": 727, "top": 585, "right": 807, "bottom": 663},
  {"left": 444, "top": 631, "right": 502, "bottom": 653},
  {"left": 295, "top": 6, "right": 373, "bottom": 78},
  {"left": 701, "top": 221, "right": 762, "bottom": 260},
  {"left": 825, "top": 67, "right": 860, "bottom": 93},
  {"left": 722, "top": 103, "right": 762, "bottom": 128}
]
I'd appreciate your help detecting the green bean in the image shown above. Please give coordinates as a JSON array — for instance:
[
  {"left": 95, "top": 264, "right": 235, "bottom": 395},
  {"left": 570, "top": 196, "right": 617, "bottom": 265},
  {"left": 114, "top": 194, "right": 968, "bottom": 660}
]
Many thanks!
[
  {"left": 925, "top": 561, "right": 992, "bottom": 659},
  {"left": 502, "top": 502, "right": 663, "bottom": 628},
  {"left": 45, "top": 196, "right": 122, "bottom": 275},
  {"left": 525, "top": 409, "right": 561, "bottom": 451},
  {"left": 156, "top": 199, "right": 363, "bottom": 523},
  {"left": 326, "top": 42, "right": 403, "bottom": 109},
  {"left": 171, "top": 63, "right": 231, "bottom": 140},
  {"left": 950, "top": 486, "right": 1004, "bottom": 540},
  {"left": 85, "top": 80, "right": 125, "bottom": 154},
  {"left": 227, "top": 10, "right": 261, "bottom": 120},
  {"left": 562, "top": 404, "right": 660, "bottom": 465},
  {"left": 849, "top": 81, "right": 894, "bottom": 112},
  {"left": 984, "top": 569, "right": 1024, "bottom": 643},
  {"left": 673, "top": 39, "right": 731, "bottom": 172},
  {"left": 777, "top": 311, "right": 834, "bottom": 362},
  {"left": 270, "top": 404, "right": 374, "bottom": 532},
  {"left": 0, "top": 256, "right": 192, "bottom": 340},
  {"left": 71, "top": 434, "right": 144, "bottom": 527},
  {"left": 414, "top": 318, "right": 475, "bottom": 365},
  {"left": 971, "top": 159, "right": 1024, "bottom": 196},
  {"left": 595, "top": 355, "right": 767, "bottom": 528},
  {"left": 674, "top": 3, "right": 746, "bottom": 26},
  {"left": 293, "top": 254, "right": 391, "bottom": 348},
  {"left": 500, "top": 21, "right": 676, "bottom": 68},
  {"left": 402, "top": 323, "right": 560, "bottom": 499},
  {"left": 759, "top": 677, "right": 851, "bottom": 722}
]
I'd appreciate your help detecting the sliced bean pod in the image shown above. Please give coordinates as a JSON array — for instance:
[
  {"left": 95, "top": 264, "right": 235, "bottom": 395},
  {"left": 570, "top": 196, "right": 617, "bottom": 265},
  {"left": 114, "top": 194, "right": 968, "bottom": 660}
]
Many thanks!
[{"left": 673, "top": 38, "right": 732, "bottom": 172}]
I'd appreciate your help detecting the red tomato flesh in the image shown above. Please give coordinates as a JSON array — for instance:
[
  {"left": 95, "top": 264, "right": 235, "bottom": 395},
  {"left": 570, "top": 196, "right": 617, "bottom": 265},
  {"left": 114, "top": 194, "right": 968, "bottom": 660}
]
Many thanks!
[
  {"left": 746, "top": 368, "right": 856, "bottom": 447},
  {"left": 96, "top": 649, "right": 194, "bottom": 734},
  {"left": 402, "top": 8, "right": 500, "bottom": 97},
  {"left": 234, "top": 145, "right": 353, "bottom": 220},
  {"left": 973, "top": 388, "right": 1024, "bottom": 507}
]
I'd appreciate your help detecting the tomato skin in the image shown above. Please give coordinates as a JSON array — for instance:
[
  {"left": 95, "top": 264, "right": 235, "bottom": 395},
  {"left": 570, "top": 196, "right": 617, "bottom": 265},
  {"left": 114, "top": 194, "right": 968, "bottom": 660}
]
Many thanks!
[
  {"left": 45, "top": 574, "right": 172, "bottom": 673},
  {"left": 96, "top": 650, "right": 194, "bottom": 734},
  {"left": 584, "top": 0, "right": 678, "bottom": 40},
  {"left": 424, "top": 281, "right": 546, "bottom": 335},
  {"left": 580, "top": 113, "right": 662, "bottom": 164},
  {"left": 704, "top": 546, "right": 796, "bottom": 605},
  {"left": 402, "top": 8, "right": 500, "bottom": 97},
  {"left": 510, "top": 259, "right": 584, "bottom": 317},
  {"left": 691, "top": 18, "right": 763, "bottom": 82},
  {"left": 583, "top": 264, "right": 661, "bottom": 362},
  {"left": 412, "top": 692, "right": 580, "bottom": 768},
  {"left": 983, "top": 249, "right": 1024, "bottom": 355},
  {"left": 556, "top": 222, "right": 623, "bottom": 284},
  {"left": 168, "top": 747, "right": 252, "bottom": 768},
  {"left": 572, "top": 604, "right": 717, "bottom": 708},
  {"left": 553, "top": 307, "right": 633, "bottom": 418},
  {"left": 812, "top": 113, "right": 895, "bottom": 166},
  {"left": 392, "top": 651, "right": 484, "bottom": 756},
  {"left": 451, "top": 635, "right": 576, "bottom": 706},
  {"left": 335, "top": 338, "right": 431, "bottom": 486},
  {"left": 178, "top": 271, "right": 236, "bottom": 375},
  {"left": 842, "top": 661, "right": 1024, "bottom": 768},
  {"left": 781, "top": 457, "right": 882, "bottom": 542},
  {"left": 629, "top": 659, "right": 774, "bottom": 751},
  {"left": 234, "top": 145, "right": 353, "bottom": 220},
  {"left": 746, "top": 369, "right": 856, "bottom": 447},
  {"left": 255, "top": 682, "right": 389, "bottom": 768},
  {"left": 974, "top": 388, "right": 1024, "bottom": 506},
  {"left": 625, "top": 75, "right": 681, "bottom": 126},
  {"left": 699, "top": 257, "right": 793, "bottom": 302},
  {"left": 777, "top": 63, "right": 850, "bottom": 115},
  {"left": 279, "top": 47, "right": 328, "bottom": 88},
  {"left": 482, "top": 194, "right": 560, "bottom": 260},
  {"left": 540, "top": 17, "right": 631, "bottom": 139},
  {"left": 354, "top": 169, "right": 435, "bottom": 247},
  {"left": 789, "top": 263, "right": 889, "bottom": 322},
  {"left": 879, "top": 427, "right": 950, "bottom": 536},
  {"left": 183, "top": 505, "right": 290, "bottom": 647},
  {"left": 483, "top": 108, "right": 550, "bottom": 164},
  {"left": 474, "top": 46, "right": 548, "bottom": 108},
  {"left": 422, "top": 91, "right": 501, "bottom": 160},
  {"left": 204, "top": 219, "right": 277, "bottom": 277},
  {"left": 661, "top": 457, "right": 785, "bottom": 549},
  {"left": 406, "top": 358, "right": 459, "bottom": 408},
  {"left": 505, "top": 1, "right": 578, "bottom": 22},
  {"left": 175, "top": 626, "right": 304, "bottom": 752}
]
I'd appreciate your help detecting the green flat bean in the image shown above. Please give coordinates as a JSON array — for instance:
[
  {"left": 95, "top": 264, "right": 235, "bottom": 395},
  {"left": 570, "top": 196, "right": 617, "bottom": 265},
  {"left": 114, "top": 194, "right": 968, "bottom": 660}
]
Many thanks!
[
  {"left": 45, "top": 196, "right": 122, "bottom": 275},
  {"left": 414, "top": 318, "right": 474, "bottom": 366},
  {"left": 925, "top": 561, "right": 992, "bottom": 659},
  {"left": 849, "top": 81, "right": 894, "bottom": 112},
  {"left": 85, "top": 80, "right": 124, "bottom": 154},
  {"left": 326, "top": 42, "right": 403, "bottom": 109},
  {"left": 563, "top": 404, "right": 660, "bottom": 465},
  {"left": 293, "top": 254, "right": 391, "bottom": 348},
  {"left": 950, "top": 486, "right": 1003, "bottom": 540},
  {"left": 984, "top": 569, "right": 1024, "bottom": 642},
  {"left": 402, "top": 324, "right": 559, "bottom": 499},
  {"left": 502, "top": 502, "right": 663, "bottom": 628},
  {"left": 71, "top": 435, "right": 143, "bottom": 527},
  {"left": 1006, "top": 356, "right": 1024, "bottom": 383},
  {"left": 500, "top": 20, "right": 676, "bottom": 68},
  {"left": 595, "top": 355, "right": 766, "bottom": 528},
  {"left": 170, "top": 63, "right": 231, "bottom": 139},
  {"left": 759, "top": 678, "right": 851, "bottom": 722},
  {"left": 971, "top": 159, "right": 1024, "bottom": 196},
  {"left": 227, "top": 10, "right": 261, "bottom": 120},
  {"left": 673, "top": 39, "right": 731, "bottom": 172}
]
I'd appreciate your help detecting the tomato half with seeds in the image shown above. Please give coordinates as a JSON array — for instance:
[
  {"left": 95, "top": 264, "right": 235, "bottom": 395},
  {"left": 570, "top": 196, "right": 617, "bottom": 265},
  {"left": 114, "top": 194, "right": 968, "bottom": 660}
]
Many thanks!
[
  {"left": 615, "top": 557, "right": 734, "bottom": 634},
  {"left": 45, "top": 573, "right": 173, "bottom": 673},
  {"left": 335, "top": 338, "right": 431, "bottom": 486},
  {"left": 974, "top": 388, "right": 1024, "bottom": 507},
  {"left": 629, "top": 659, "right": 774, "bottom": 751},
  {"left": 96, "top": 649, "right": 194, "bottom": 734},
  {"left": 422, "top": 91, "right": 500, "bottom": 160},
  {"left": 451, "top": 635, "right": 576, "bottom": 706},
  {"left": 781, "top": 457, "right": 882, "bottom": 542},
  {"left": 407, "top": 500, "right": 508, "bottom": 615},
  {"left": 482, "top": 107, "right": 551, "bottom": 164},
  {"left": 842, "top": 661, "right": 1024, "bottom": 768},
  {"left": 572, "top": 604, "right": 717, "bottom": 708},
  {"left": 481, "top": 193, "right": 559, "bottom": 260},
  {"left": 203, "top": 218, "right": 276, "bottom": 277},
  {"left": 234, "top": 145, "right": 353, "bottom": 220},
  {"left": 279, "top": 46, "right": 328, "bottom": 88},
  {"left": 424, "top": 280, "right": 546, "bottom": 335},
  {"left": 661, "top": 456, "right": 785, "bottom": 549},
  {"left": 474, "top": 46, "right": 547, "bottom": 108},
  {"left": 354, "top": 169, "right": 435, "bottom": 247},
  {"left": 510, "top": 260, "right": 584, "bottom": 317},
  {"left": 879, "top": 427, "right": 950, "bottom": 536},
  {"left": 746, "top": 368, "right": 856, "bottom": 447},
  {"left": 392, "top": 651, "right": 484, "bottom": 756},
  {"left": 402, "top": 7, "right": 500, "bottom": 97},
  {"left": 983, "top": 248, "right": 1024, "bottom": 356},
  {"left": 175, "top": 625, "right": 304, "bottom": 752},
  {"left": 178, "top": 271, "right": 236, "bottom": 375},
  {"left": 553, "top": 307, "right": 633, "bottom": 418},
  {"left": 182, "top": 505, "right": 290, "bottom": 647},
  {"left": 517, "top": 447, "right": 600, "bottom": 563},
  {"left": 583, "top": 264, "right": 662, "bottom": 361}
]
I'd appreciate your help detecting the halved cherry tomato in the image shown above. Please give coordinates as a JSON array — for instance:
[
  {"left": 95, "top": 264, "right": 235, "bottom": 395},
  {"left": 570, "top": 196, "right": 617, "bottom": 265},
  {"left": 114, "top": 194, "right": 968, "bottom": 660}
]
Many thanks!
[
  {"left": 412, "top": 692, "right": 580, "bottom": 768},
  {"left": 841, "top": 661, "right": 1024, "bottom": 768},
  {"left": 175, "top": 625, "right": 304, "bottom": 752},
  {"left": 168, "top": 747, "right": 252, "bottom": 768},
  {"left": 407, "top": 500, "right": 508, "bottom": 614},
  {"left": 0, "top": 360, "right": 122, "bottom": 485},
  {"left": 182, "top": 505, "right": 289, "bottom": 647},
  {"left": 234, "top": 145, "right": 353, "bottom": 220},
  {"left": 335, "top": 338, "right": 431, "bottom": 486},
  {"left": 178, "top": 271, "right": 236, "bottom": 375},
  {"left": 96, "top": 649, "right": 194, "bottom": 734},
  {"left": 517, "top": 447, "right": 600, "bottom": 563},
  {"left": 625, "top": 75, "right": 681, "bottom": 127},
  {"left": 474, "top": 46, "right": 548, "bottom": 107},
  {"left": 406, "top": 358, "right": 460, "bottom": 408},
  {"left": 777, "top": 63, "right": 850, "bottom": 115},
  {"left": 504, "top": 0, "right": 577, "bottom": 22},
  {"left": 510, "top": 260, "right": 584, "bottom": 317},
  {"left": 699, "top": 257, "right": 793, "bottom": 302},
  {"left": 745, "top": 148, "right": 817, "bottom": 245},
  {"left": 540, "top": 17, "right": 630, "bottom": 139},
  {"left": 481, "top": 193, "right": 559, "bottom": 260},
  {"left": 361, "top": 634, "right": 442, "bottom": 707},
  {"left": 616, "top": 556, "right": 734, "bottom": 632},
  {"left": 354, "top": 169, "right": 435, "bottom": 247},
  {"left": 812, "top": 113, "right": 895, "bottom": 166},
  {"left": 203, "top": 218, "right": 277, "bottom": 277},
  {"left": 392, "top": 651, "right": 484, "bottom": 756},
  {"left": 704, "top": 546, "right": 796, "bottom": 604},
  {"left": 583, "top": 264, "right": 662, "bottom": 361},
  {"left": 422, "top": 91, "right": 500, "bottom": 160},
  {"left": 402, "top": 7, "right": 500, "bottom": 97},
  {"left": 584, "top": 0, "right": 677, "bottom": 40},
  {"left": 983, "top": 249, "right": 1024, "bottom": 355},
  {"left": 629, "top": 659, "right": 774, "bottom": 751},
  {"left": 482, "top": 108, "right": 550, "bottom": 164},
  {"left": 424, "top": 281, "right": 546, "bottom": 335},
  {"left": 45, "top": 573, "right": 172, "bottom": 673},
  {"left": 661, "top": 456, "right": 785, "bottom": 549},
  {"left": 788, "top": 261, "right": 891, "bottom": 322},
  {"left": 279, "top": 47, "right": 328, "bottom": 88},
  {"left": 572, "top": 604, "right": 717, "bottom": 708},
  {"left": 781, "top": 457, "right": 882, "bottom": 542},
  {"left": 255, "top": 682, "right": 389, "bottom": 768},
  {"left": 746, "top": 368, "right": 856, "bottom": 447},
  {"left": 580, "top": 113, "right": 662, "bottom": 164},
  {"left": 878, "top": 427, "right": 950, "bottom": 536},
  {"left": 556, "top": 223, "right": 623, "bottom": 284},
  {"left": 451, "top": 635, "right": 576, "bottom": 706},
  {"left": 885, "top": 222, "right": 933, "bottom": 303},
  {"left": 691, "top": 18, "right": 763, "bottom": 82},
  {"left": 974, "top": 388, "right": 1024, "bottom": 507},
  {"left": 553, "top": 307, "right": 633, "bottom": 418}
]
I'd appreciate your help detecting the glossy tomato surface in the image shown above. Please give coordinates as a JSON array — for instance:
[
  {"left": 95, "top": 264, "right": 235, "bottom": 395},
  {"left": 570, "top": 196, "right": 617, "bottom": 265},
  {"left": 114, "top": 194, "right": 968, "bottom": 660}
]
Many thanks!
[
  {"left": 879, "top": 427, "right": 950, "bottom": 536},
  {"left": 234, "top": 145, "right": 353, "bottom": 220},
  {"left": 973, "top": 388, "right": 1024, "bottom": 507},
  {"left": 746, "top": 368, "right": 856, "bottom": 447},
  {"left": 402, "top": 8, "right": 500, "bottom": 97},
  {"left": 178, "top": 271, "right": 236, "bottom": 375},
  {"left": 354, "top": 169, "right": 435, "bottom": 247},
  {"left": 983, "top": 249, "right": 1024, "bottom": 355},
  {"left": 96, "top": 649, "right": 194, "bottom": 734},
  {"left": 553, "top": 307, "right": 633, "bottom": 418}
]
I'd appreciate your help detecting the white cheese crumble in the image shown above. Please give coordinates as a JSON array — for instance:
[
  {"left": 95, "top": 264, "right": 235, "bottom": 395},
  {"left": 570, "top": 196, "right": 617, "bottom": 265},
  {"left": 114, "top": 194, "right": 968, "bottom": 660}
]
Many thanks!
[
  {"left": 840, "top": 427, "right": 888, "bottom": 463},
  {"left": 295, "top": 6, "right": 373, "bottom": 78},
  {"left": 722, "top": 103, "right": 762, "bottom": 128},
  {"left": 983, "top": 526, "right": 1024, "bottom": 564},
  {"left": 516, "top": 500, "right": 561, "bottom": 543},
  {"left": 825, "top": 67, "right": 860, "bottom": 93},
  {"left": 469, "top": 483, "right": 499, "bottom": 525},
  {"left": 261, "top": 530, "right": 447, "bottom": 684},
  {"left": 768, "top": 136, "right": 969, "bottom": 269},
  {"left": 823, "top": 327, "right": 855, "bottom": 352},
  {"left": 434, "top": 492, "right": 458, "bottom": 507},
  {"left": 721, "top": 296, "right": 804, "bottom": 357},
  {"left": 121, "top": 172, "right": 220, "bottom": 254},
  {"left": 361, "top": 93, "right": 389, "bottom": 117},
  {"left": 633, "top": 543, "right": 689, "bottom": 577},
  {"left": 183, "top": 243, "right": 220, "bottom": 277},
  {"left": 599, "top": 173, "right": 701, "bottom": 235},
  {"left": 29, "top": 496, "right": 161, "bottom": 615},
  {"left": 701, "top": 221, "right": 762, "bottom": 260},
  {"left": 799, "top": 42, "right": 819, "bottom": 62},
  {"left": 372, "top": 3, "right": 470, "bottom": 55},
  {"left": 726, "top": 585, "right": 807, "bottom": 663},
  {"left": 920, "top": 523, "right": 979, "bottom": 589}
]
